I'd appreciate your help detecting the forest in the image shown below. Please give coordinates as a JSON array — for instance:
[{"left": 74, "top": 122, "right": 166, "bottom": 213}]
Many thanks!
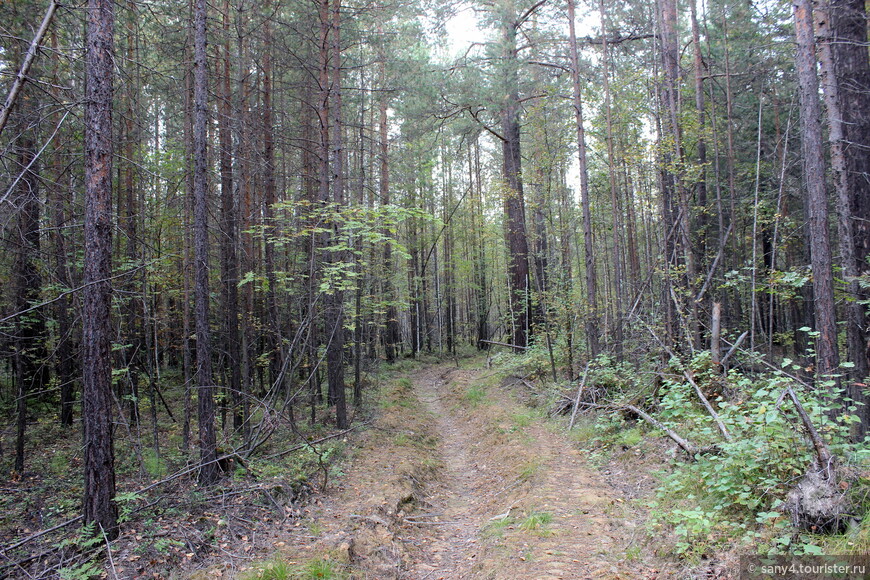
[{"left": 1, "top": 0, "right": 869, "bottom": 577}]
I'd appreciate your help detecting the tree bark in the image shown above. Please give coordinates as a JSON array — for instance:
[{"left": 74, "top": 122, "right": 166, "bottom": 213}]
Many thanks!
[
  {"left": 817, "top": 0, "right": 870, "bottom": 433},
  {"left": 82, "top": 0, "right": 118, "bottom": 538},
  {"left": 793, "top": 0, "right": 840, "bottom": 382},
  {"left": 599, "top": 0, "right": 624, "bottom": 361},
  {"left": 13, "top": 120, "right": 47, "bottom": 472},
  {"left": 326, "top": 0, "right": 348, "bottom": 428},
  {"left": 567, "top": 0, "right": 599, "bottom": 358},
  {"left": 193, "top": 0, "right": 218, "bottom": 485},
  {"left": 218, "top": 0, "right": 241, "bottom": 431}
]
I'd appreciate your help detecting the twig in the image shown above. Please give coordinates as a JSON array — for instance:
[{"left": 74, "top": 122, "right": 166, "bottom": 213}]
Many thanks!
[
  {"left": 682, "top": 369, "right": 732, "bottom": 442},
  {"left": 101, "top": 525, "right": 118, "bottom": 580},
  {"left": 262, "top": 423, "right": 367, "bottom": 461}
]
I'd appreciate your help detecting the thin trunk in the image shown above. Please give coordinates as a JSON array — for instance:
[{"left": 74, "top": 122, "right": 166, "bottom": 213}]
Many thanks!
[
  {"left": 327, "top": 0, "right": 347, "bottom": 428},
  {"left": 599, "top": 0, "right": 623, "bottom": 361},
  {"left": 194, "top": 0, "right": 218, "bottom": 485},
  {"left": 379, "top": 34, "right": 400, "bottom": 362},
  {"left": 567, "top": 0, "right": 599, "bottom": 358},
  {"left": 218, "top": 0, "right": 241, "bottom": 431},
  {"left": 13, "top": 126, "right": 45, "bottom": 472},
  {"left": 51, "top": 29, "right": 74, "bottom": 427}
]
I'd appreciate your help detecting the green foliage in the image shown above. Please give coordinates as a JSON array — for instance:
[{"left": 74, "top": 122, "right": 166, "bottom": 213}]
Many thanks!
[
  {"left": 114, "top": 490, "right": 142, "bottom": 523},
  {"left": 57, "top": 522, "right": 104, "bottom": 580},
  {"left": 645, "top": 353, "right": 869, "bottom": 559},
  {"left": 58, "top": 562, "right": 103, "bottom": 580},
  {"left": 483, "top": 514, "right": 517, "bottom": 538},
  {"left": 243, "top": 556, "right": 347, "bottom": 580}
]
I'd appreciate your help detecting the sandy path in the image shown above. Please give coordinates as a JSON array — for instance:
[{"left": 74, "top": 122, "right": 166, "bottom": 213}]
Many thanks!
[
  {"left": 264, "top": 360, "right": 672, "bottom": 580},
  {"left": 401, "top": 363, "right": 668, "bottom": 580}
]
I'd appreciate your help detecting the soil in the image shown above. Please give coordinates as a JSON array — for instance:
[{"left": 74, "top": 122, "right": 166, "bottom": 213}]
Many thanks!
[{"left": 212, "top": 359, "right": 679, "bottom": 579}]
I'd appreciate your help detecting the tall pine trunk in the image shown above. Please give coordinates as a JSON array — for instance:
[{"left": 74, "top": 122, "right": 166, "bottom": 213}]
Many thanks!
[
  {"left": 82, "top": 0, "right": 118, "bottom": 538},
  {"left": 793, "top": 0, "right": 840, "bottom": 383},
  {"left": 567, "top": 0, "right": 599, "bottom": 358},
  {"left": 193, "top": 0, "right": 218, "bottom": 485}
]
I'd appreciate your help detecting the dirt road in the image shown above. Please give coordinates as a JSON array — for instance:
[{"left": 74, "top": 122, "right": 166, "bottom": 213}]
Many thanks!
[{"left": 256, "top": 360, "right": 672, "bottom": 579}]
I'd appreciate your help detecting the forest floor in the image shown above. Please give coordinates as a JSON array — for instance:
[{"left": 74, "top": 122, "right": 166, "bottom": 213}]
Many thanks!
[{"left": 190, "top": 358, "right": 685, "bottom": 579}]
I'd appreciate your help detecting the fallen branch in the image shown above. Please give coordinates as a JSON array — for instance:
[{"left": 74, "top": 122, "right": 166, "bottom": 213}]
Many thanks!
[
  {"left": 682, "top": 369, "right": 732, "bottom": 442},
  {"left": 783, "top": 385, "right": 834, "bottom": 476},
  {"left": 568, "top": 361, "right": 592, "bottom": 430},
  {"left": 574, "top": 401, "right": 714, "bottom": 457},
  {"left": 480, "top": 339, "right": 528, "bottom": 350},
  {"left": 622, "top": 404, "right": 712, "bottom": 457},
  {"left": 0, "top": 515, "right": 82, "bottom": 557},
  {"left": 720, "top": 331, "right": 748, "bottom": 367},
  {"left": 0, "top": 0, "right": 58, "bottom": 138}
]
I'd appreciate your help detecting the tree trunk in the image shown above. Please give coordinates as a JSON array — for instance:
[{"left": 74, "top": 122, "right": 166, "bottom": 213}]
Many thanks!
[
  {"left": 262, "top": 0, "right": 282, "bottom": 404},
  {"left": 567, "top": 0, "right": 599, "bottom": 358},
  {"left": 13, "top": 121, "right": 46, "bottom": 472},
  {"left": 599, "top": 0, "right": 624, "bottom": 361},
  {"left": 82, "top": 0, "right": 118, "bottom": 538},
  {"left": 378, "top": 37, "right": 400, "bottom": 362},
  {"left": 326, "top": 0, "right": 347, "bottom": 428},
  {"left": 218, "top": 0, "right": 241, "bottom": 432},
  {"left": 499, "top": 8, "right": 530, "bottom": 351},
  {"left": 817, "top": 0, "right": 870, "bottom": 433},
  {"left": 193, "top": 0, "right": 218, "bottom": 485},
  {"left": 793, "top": 0, "right": 840, "bottom": 383}
]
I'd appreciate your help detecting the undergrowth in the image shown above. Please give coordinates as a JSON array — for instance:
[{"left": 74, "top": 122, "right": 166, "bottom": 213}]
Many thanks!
[{"left": 488, "top": 343, "right": 870, "bottom": 565}]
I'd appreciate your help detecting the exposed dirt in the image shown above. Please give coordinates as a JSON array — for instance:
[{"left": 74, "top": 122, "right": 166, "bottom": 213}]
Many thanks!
[{"left": 218, "top": 359, "right": 679, "bottom": 579}]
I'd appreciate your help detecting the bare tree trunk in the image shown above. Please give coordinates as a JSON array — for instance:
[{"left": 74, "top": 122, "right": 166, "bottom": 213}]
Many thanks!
[
  {"left": 469, "top": 139, "right": 489, "bottom": 350},
  {"left": 378, "top": 35, "right": 400, "bottom": 362},
  {"left": 326, "top": 0, "right": 347, "bottom": 428},
  {"left": 122, "top": 4, "right": 141, "bottom": 425},
  {"left": 218, "top": 0, "right": 241, "bottom": 431},
  {"left": 50, "top": 29, "right": 74, "bottom": 427},
  {"left": 817, "top": 0, "right": 870, "bottom": 434},
  {"left": 499, "top": 7, "right": 530, "bottom": 350},
  {"left": 599, "top": 0, "right": 624, "bottom": 361},
  {"left": 13, "top": 121, "right": 46, "bottom": 472},
  {"left": 567, "top": 0, "right": 599, "bottom": 358},
  {"left": 82, "top": 0, "right": 118, "bottom": 538},
  {"left": 193, "top": 0, "right": 218, "bottom": 485},
  {"left": 793, "top": 0, "right": 840, "bottom": 383},
  {"left": 262, "top": 0, "right": 282, "bottom": 403}
]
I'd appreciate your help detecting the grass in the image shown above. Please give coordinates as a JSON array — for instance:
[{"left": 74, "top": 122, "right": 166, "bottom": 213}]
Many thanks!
[
  {"left": 240, "top": 557, "right": 347, "bottom": 580},
  {"left": 518, "top": 510, "right": 553, "bottom": 535},
  {"left": 483, "top": 515, "right": 517, "bottom": 538},
  {"left": 617, "top": 427, "right": 643, "bottom": 448},
  {"left": 511, "top": 410, "right": 537, "bottom": 428},
  {"left": 464, "top": 385, "right": 487, "bottom": 406},
  {"left": 299, "top": 558, "right": 347, "bottom": 579},
  {"left": 517, "top": 460, "right": 541, "bottom": 482}
]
